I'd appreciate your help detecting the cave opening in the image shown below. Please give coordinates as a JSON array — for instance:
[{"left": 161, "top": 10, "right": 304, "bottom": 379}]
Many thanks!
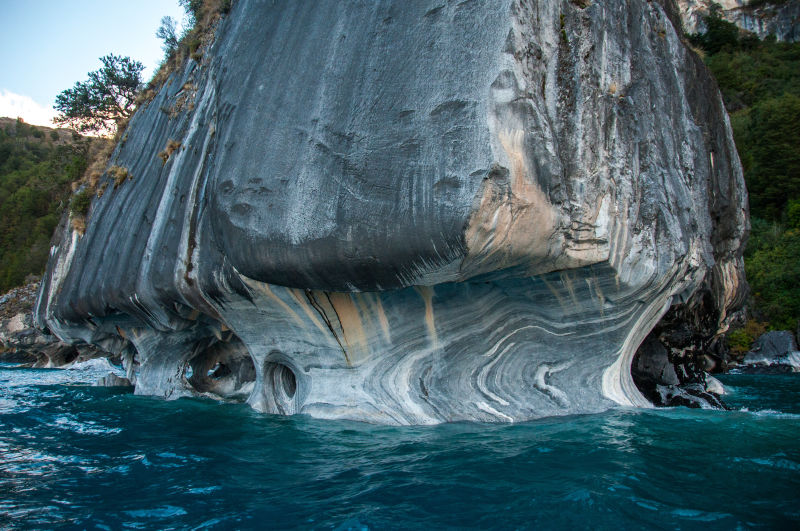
[
  {"left": 184, "top": 333, "right": 256, "bottom": 401},
  {"left": 207, "top": 361, "right": 232, "bottom": 379},
  {"left": 263, "top": 361, "right": 298, "bottom": 414},
  {"left": 632, "top": 333, "right": 726, "bottom": 409}
]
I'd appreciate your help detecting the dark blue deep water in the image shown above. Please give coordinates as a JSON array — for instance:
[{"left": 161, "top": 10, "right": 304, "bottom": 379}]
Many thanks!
[{"left": 1, "top": 362, "right": 798, "bottom": 529}]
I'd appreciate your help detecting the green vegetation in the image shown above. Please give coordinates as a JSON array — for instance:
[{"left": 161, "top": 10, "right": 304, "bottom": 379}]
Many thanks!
[
  {"left": 0, "top": 119, "right": 89, "bottom": 292},
  {"left": 69, "top": 188, "right": 93, "bottom": 217},
  {"left": 150, "top": 0, "right": 233, "bottom": 89},
  {"left": 727, "top": 319, "right": 768, "bottom": 355},
  {"left": 691, "top": 16, "right": 800, "bottom": 338},
  {"left": 0, "top": 0, "right": 236, "bottom": 297},
  {"left": 158, "top": 139, "right": 182, "bottom": 164},
  {"left": 54, "top": 54, "right": 144, "bottom": 136},
  {"left": 737, "top": 94, "right": 800, "bottom": 218},
  {"left": 745, "top": 219, "right": 800, "bottom": 329},
  {"left": 690, "top": 14, "right": 757, "bottom": 55},
  {"left": 109, "top": 165, "right": 133, "bottom": 188},
  {"left": 156, "top": 16, "right": 180, "bottom": 56}
]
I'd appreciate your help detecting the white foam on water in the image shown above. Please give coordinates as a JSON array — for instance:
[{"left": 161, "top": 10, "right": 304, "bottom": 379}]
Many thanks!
[
  {"left": 66, "top": 358, "right": 120, "bottom": 373},
  {"left": 705, "top": 375, "right": 725, "bottom": 395},
  {"left": 782, "top": 351, "right": 800, "bottom": 369}
]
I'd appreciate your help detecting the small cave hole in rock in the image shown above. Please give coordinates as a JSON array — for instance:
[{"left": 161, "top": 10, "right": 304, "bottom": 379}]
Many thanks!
[
  {"left": 184, "top": 333, "right": 255, "bottom": 401},
  {"left": 263, "top": 362, "right": 298, "bottom": 414},
  {"left": 281, "top": 365, "right": 296, "bottom": 397},
  {"left": 51, "top": 345, "right": 79, "bottom": 366},
  {"left": 207, "top": 361, "right": 232, "bottom": 379}
]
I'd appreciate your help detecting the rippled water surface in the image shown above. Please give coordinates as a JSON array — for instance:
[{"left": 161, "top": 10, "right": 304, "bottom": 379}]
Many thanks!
[{"left": 1, "top": 363, "right": 798, "bottom": 529}]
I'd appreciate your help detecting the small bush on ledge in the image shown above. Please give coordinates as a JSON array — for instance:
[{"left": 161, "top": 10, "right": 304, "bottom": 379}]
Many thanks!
[
  {"left": 158, "top": 140, "right": 182, "bottom": 165},
  {"left": 110, "top": 166, "right": 133, "bottom": 189},
  {"left": 69, "top": 188, "right": 93, "bottom": 217}
]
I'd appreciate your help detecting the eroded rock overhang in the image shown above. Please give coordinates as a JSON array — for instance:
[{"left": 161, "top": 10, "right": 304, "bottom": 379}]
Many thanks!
[{"left": 35, "top": 0, "right": 748, "bottom": 424}]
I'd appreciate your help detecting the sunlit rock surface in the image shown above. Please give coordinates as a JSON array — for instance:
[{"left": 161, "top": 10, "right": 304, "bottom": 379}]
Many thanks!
[
  {"left": 678, "top": 0, "right": 800, "bottom": 42},
  {"left": 36, "top": 0, "right": 747, "bottom": 424}
]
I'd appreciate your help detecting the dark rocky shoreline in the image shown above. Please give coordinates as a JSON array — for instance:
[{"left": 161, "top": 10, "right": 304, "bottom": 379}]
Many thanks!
[{"left": 0, "top": 279, "right": 119, "bottom": 372}]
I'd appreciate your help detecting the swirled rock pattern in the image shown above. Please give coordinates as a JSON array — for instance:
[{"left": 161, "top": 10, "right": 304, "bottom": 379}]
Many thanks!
[{"left": 36, "top": 0, "right": 748, "bottom": 424}]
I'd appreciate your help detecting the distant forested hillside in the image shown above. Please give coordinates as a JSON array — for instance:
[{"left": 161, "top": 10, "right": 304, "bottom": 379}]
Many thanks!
[
  {"left": 0, "top": 118, "right": 90, "bottom": 292},
  {"left": 690, "top": 16, "right": 800, "bottom": 338}
]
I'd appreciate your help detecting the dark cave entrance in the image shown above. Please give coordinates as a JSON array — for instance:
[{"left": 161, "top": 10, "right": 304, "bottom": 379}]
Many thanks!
[
  {"left": 184, "top": 333, "right": 256, "bottom": 401},
  {"left": 262, "top": 360, "right": 299, "bottom": 415}
]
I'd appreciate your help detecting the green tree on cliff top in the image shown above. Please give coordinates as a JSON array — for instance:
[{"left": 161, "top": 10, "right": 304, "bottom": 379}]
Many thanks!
[{"left": 53, "top": 54, "right": 143, "bottom": 135}]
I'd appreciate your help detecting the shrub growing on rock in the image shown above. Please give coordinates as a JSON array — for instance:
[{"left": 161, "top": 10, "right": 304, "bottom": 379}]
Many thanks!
[
  {"left": 70, "top": 188, "right": 93, "bottom": 217},
  {"left": 54, "top": 55, "right": 144, "bottom": 136}
]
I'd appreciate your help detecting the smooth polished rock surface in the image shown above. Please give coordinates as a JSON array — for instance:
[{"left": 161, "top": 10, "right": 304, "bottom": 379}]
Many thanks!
[
  {"left": 36, "top": 0, "right": 747, "bottom": 424},
  {"left": 746, "top": 331, "right": 798, "bottom": 364},
  {"left": 740, "top": 331, "right": 800, "bottom": 373},
  {"left": 95, "top": 373, "right": 134, "bottom": 388}
]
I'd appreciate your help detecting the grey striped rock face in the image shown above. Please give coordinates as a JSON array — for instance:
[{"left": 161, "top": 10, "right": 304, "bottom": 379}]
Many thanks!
[
  {"left": 36, "top": 0, "right": 747, "bottom": 424},
  {"left": 678, "top": 0, "right": 800, "bottom": 42}
]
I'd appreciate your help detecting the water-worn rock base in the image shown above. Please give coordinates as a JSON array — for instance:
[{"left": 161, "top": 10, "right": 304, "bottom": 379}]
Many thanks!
[{"left": 35, "top": 0, "right": 747, "bottom": 424}]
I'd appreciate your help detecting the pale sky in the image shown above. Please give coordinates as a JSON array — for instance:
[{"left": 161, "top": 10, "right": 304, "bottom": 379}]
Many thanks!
[{"left": 0, "top": 1, "right": 186, "bottom": 126}]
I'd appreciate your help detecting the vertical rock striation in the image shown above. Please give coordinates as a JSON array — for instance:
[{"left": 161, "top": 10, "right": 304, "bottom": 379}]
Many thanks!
[{"left": 36, "top": 0, "right": 748, "bottom": 424}]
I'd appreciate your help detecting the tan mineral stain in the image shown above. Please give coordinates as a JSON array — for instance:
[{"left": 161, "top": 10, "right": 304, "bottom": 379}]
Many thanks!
[
  {"left": 541, "top": 276, "right": 569, "bottom": 312},
  {"left": 588, "top": 274, "right": 606, "bottom": 311},
  {"left": 287, "top": 288, "right": 329, "bottom": 335},
  {"left": 560, "top": 270, "right": 579, "bottom": 306},
  {"left": 415, "top": 285, "right": 438, "bottom": 349},
  {"left": 609, "top": 200, "right": 630, "bottom": 273},
  {"left": 353, "top": 293, "right": 392, "bottom": 345},
  {"left": 461, "top": 129, "right": 556, "bottom": 277},
  {"left": 714, "top": 259, "right": 742, "bottom": 330},
  {"left": 560, "top": 194, "right": 612, "bottom": 267},
  {"left": 364, "top": 293, "right": 392, "bottom": 343},
  {"left": 327, "top": 292, "right": 369, "bottom": 362},
  {"left": 241, "top": 277, "right": 305, "bottom": 327},
  {"left": 353, "top": 294, "right": 374, "bottom": 332}
]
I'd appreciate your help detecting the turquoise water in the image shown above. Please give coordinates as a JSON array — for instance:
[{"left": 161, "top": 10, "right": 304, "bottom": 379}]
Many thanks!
[{"left": 1, "top": 363, "right": 798, "bottom": 529}]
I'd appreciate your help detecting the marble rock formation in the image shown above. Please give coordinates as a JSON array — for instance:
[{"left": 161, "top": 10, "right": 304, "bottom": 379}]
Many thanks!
[
  {"left": 738, "top": 331, "right": 800, "bottom": 373},
  {"left": 36, "top": 0, "right": 748, "bottom": 424},
  {"left": 678, "top": 0, "right": 800, "bottom": 42},
  {"left": 96, "top": 373, "right": 134, "bottom": 388}
]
